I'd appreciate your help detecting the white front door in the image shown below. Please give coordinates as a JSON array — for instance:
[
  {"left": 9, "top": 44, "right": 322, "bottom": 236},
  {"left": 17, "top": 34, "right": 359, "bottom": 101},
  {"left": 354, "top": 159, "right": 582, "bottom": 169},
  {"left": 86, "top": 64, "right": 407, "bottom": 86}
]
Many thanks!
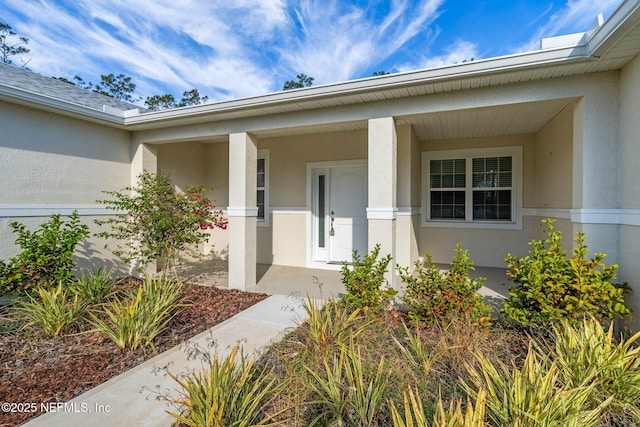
[
  {"left": 310, "top": 161, "right": 368, "bottom": 266},
  {"left": 328, "top": 165, "right": 368, "bottom": 262}
]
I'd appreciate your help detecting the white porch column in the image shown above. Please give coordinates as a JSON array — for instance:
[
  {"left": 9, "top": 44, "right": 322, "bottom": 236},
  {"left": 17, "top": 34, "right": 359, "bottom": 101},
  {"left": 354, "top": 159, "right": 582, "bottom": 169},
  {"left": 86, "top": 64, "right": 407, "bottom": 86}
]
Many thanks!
[
  {"left": 131, "top": 141, "right": 157, "bottom": 181},
  {"left": 130, "top": 142, "right": 157, "bottom": 275},
  {"left": 368, "top": 117, "right": 398, "bottom": 289},
  {"left": 228, "top": 132, "right": 258, "bottom": 290}
]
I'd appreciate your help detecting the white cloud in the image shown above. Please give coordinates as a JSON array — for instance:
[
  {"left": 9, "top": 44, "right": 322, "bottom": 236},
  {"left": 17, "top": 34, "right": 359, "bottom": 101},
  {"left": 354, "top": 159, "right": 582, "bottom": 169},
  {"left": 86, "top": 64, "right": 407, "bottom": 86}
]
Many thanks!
[
  {"left": 514, "top": 0, "right": 624, "bottom": 53},
  {"left": 396, "top": 39, "right": 478, "bottom": 72}
]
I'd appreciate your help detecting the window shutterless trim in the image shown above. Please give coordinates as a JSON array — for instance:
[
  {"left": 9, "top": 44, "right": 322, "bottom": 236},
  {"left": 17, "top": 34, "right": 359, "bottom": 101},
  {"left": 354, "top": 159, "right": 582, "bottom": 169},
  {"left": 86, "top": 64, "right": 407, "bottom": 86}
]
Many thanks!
[{"left": 421, "top": 146, "right": 523, "bottom": 230}]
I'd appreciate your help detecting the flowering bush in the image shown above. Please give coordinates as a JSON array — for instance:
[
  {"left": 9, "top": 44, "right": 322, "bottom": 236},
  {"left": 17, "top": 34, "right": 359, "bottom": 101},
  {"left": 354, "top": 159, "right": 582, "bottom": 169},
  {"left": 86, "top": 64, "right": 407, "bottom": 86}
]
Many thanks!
[{"left": 95, "top": 171, "right": 227, "bottom": 273}]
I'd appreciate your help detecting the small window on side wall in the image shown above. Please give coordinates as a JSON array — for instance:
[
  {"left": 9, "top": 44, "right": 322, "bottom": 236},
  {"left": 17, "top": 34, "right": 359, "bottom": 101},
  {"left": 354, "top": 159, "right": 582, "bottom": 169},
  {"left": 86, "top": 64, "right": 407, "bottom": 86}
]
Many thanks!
[{"left": 256, "top": 150, "right": 269, "bottom": 225}]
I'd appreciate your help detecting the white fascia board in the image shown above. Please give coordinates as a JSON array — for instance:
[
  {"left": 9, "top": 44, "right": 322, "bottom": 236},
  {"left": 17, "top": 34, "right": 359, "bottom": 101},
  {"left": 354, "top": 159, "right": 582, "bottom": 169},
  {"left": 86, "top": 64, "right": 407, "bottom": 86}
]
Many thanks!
[
  {"left": 0, "top": 84, "right": 126, "bottom": 127},
  {"left": 124, "top": 46, "right": 594, "bottom": 128},
  {"left": 587, "top": 0, "right": 640, "bottom": 58}
]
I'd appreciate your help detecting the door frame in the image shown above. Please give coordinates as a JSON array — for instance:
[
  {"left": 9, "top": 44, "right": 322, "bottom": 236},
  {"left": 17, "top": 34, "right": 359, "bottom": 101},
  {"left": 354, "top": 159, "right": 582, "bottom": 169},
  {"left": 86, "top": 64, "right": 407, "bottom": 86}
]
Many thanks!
[{"left": 306, "top": 159, "right": 367, "bottom": 270}]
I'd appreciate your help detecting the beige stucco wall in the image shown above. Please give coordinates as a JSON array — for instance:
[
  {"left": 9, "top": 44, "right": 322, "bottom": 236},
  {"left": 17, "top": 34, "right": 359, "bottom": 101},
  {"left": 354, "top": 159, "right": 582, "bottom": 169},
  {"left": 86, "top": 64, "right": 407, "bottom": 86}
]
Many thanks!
[
  {"left": 0, "top": 102, "right": 131, "bottom": 205},
  {"left": 535, "top": 104, "right": 573, "bottom": 208},
  {"left": 0, "top": 102, "right": 131, "bottom": 270},
  {"left": 259, "top": 130, "right": 368, "bottom": 207},
  {"left": 618, "top": 55, "right": 640, "bottom": 324}
]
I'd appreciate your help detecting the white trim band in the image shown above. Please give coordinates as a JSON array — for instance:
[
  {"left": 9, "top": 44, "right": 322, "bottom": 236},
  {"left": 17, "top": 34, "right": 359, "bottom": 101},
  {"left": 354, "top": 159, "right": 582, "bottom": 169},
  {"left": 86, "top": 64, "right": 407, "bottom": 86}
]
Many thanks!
[
  {"left": 227, "top": 206, "right": 259, "bottom": 217},
  {"left": 0, "top": 205, "right": 114, "bottom": 217},
  {"left": 522, "top": 208, "right": 640, "bottom": 226},
  {"left": 397, "top": 207, "right": 421, "bottom": 216},
  {"left": 366, "top": 207, "right": 398, "bottom": 220}
]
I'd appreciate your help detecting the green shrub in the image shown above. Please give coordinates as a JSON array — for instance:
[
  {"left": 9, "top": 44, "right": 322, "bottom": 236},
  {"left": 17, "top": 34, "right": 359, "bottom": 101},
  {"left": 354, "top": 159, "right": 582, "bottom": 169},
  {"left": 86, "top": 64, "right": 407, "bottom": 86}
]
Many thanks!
[
  {"left": 0, "top": 211, "right": 89, "bottom": 293},
  {"left": 14, "top": 283, "right": 84, "bottom": 336},
  {"left": 89, "top": 275, "right": 183, "bottom": 351},
  {"left": 502, "top": 219, "right": 630, "bottom": 327},
  {"left": 71, "top": 267, "right": 120, "bottom": 305},
  {"left": 95, "top": 171, "right": 227, "bottom": 274},
  {"left": 398, "top": 245, "right": 491, "bottom": 326},
  {"left": 340, "top": 244, "right": 397, "bottom": 312},
  {"left": 168, "top": 343, "right": 279, "bottom": 427}
]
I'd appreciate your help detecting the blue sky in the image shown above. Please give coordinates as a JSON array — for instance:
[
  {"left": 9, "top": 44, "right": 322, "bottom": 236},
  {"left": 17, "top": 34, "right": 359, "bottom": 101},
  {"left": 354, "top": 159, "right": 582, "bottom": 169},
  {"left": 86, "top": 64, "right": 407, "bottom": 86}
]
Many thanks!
[{"left": 1, "top": 0, "right": 625, "bottom": 105}]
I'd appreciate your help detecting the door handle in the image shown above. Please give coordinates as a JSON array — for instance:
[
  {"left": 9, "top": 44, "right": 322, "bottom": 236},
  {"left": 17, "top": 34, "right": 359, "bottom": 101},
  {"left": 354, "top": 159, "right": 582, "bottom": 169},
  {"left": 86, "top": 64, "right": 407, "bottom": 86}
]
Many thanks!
[{"left": 330, "top": 210, "right": 335, "bottom": 236}]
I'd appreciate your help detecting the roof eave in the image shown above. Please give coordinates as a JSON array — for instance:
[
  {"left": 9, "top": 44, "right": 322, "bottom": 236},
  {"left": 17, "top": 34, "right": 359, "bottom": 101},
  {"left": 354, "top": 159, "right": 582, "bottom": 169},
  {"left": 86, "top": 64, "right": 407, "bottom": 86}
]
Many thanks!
[{"left": 0, "top": 84, "right": 127, "bottom": 128}]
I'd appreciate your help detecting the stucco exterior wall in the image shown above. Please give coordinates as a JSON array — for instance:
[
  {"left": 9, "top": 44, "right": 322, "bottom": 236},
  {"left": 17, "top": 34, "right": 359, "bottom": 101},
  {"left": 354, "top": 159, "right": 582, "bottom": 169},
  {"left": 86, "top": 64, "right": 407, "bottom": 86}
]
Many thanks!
[
  {"left": 535, "top": 104, "right": 573, "bottom": 209},
  {"left": 0, "top": 102, "right": 130, "bottom": 205},
  {"left": 157, "top": 141, "right": 206, "bottom": 191},
  {"left": 618, "top": 54, "right": 640, "bottom": 323},
  {"left": 0, "top": 102, "right": 131, "bottom": 269}
]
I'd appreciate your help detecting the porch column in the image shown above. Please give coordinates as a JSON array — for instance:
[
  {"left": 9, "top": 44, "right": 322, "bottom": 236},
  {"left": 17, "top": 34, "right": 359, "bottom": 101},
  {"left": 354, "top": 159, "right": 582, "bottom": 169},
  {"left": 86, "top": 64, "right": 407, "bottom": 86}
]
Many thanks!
[
  {"left": 228, "top": 132, "right": 258, "bottom": 290},
  {"left": 368, "top": 117, "right": 398, "bottom": 289},
  {"left": 130, "top": 142, "right": 157, "bottom": 275}
]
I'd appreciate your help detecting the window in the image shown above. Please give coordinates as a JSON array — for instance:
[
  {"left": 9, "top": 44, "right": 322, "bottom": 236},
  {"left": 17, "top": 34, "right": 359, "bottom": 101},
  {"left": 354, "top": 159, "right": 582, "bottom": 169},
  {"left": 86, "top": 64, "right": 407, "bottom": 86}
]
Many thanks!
[
  {"left": 257, "top": 150, "right": 269, "bottom": 225},
  {"left": 422, "top": 147, "right": 522, "bottom": 228}
]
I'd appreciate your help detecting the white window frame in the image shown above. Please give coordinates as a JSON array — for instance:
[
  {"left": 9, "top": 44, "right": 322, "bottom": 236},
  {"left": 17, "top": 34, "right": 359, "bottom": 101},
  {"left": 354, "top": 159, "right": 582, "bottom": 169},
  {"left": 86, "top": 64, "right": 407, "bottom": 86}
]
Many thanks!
[
  {"left": 421, "top": 146, "right": 523, "bottom": 229},
  {"left": 257, "top": 149, "right": 270, "bottom": 227}
]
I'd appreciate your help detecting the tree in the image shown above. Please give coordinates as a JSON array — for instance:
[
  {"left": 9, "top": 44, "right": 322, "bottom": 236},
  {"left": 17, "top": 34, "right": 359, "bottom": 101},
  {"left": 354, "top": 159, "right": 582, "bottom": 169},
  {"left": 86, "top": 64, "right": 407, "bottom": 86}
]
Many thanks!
[
  {"left": 372, "top": 71, "right": 389, "bottom": 76},
  {"left": 56, "top": 75, "right": 94, "bottom": 90},
  {"left": 95, "top": 171, "right": 227, "bottom": 273},
  {"left": 94, "top": 73, "right": 138, "bottom": 102},
  {"left": 145, "top": 89, "right": 209, "bottom": 111},
  {"left": 283, "top": 73, "right": 314, "bottom": 90},
  {"left": 0, "top": 22, "right": 30, "bottom": 66}
]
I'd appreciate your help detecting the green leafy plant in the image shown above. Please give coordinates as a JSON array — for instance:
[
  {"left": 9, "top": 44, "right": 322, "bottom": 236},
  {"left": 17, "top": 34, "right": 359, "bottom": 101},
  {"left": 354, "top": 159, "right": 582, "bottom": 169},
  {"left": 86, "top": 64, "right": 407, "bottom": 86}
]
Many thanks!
[
  {"left": 306, "top": 341, "right": 387, "bottom": 426},
  {"left": 0, "top": 211, "right": 89, "bottom": 293},
  {"left": 14, "top": 283, "right": 83, "bottom": 336},
  {"left": 71, "top": 267, "right": 120, "bottom": 305},
  {"left": 340, "top": 244, "right": 397, "bottom": 312},
  {"left": 95, "top": 171, "right": 227, "bottom": 273},
  {"left": 89, "top": 275, "right": 183, "bottom": 351},
  {"left": 398, "top": 245, "right": 491, "bottom": 326},
  {"left": 168, "top": 343, "right": 279, "bottom": 427},
  {"left": 502, "top": 219, "right": 630, "bottom": 327},
  {"left": 544, "top": 316, "right": 640, "bottom": 426}
]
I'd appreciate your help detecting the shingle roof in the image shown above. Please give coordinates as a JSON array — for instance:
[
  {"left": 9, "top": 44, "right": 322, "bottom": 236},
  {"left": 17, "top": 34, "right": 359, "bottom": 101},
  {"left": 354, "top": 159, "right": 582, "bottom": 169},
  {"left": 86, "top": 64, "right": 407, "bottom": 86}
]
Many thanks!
[{"left": 0, "top": 62, "right": 144, "bottom": 112}]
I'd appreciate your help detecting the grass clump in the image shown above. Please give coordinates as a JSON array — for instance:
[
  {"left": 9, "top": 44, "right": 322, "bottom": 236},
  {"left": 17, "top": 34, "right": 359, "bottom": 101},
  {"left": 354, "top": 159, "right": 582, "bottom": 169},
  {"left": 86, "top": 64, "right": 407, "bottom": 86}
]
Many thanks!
[
  {"left": 71, "top": 267, "right": 120, "bottom": 305},
  {"left": 89, "top": 275, "right": 183, "bottom": 351},
  {"left": 168, "top": 343, "right": 279, "bottom": 427},
  {"left": 14, "top": 282, "right": 83, "bottom": 336}
]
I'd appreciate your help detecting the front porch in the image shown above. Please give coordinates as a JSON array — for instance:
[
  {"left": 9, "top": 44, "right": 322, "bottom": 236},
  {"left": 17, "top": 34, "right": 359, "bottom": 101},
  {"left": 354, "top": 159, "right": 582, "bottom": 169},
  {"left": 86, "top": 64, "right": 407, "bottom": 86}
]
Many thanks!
[{"left": 175, "top": 259, "right": 512, "bottom": 305}]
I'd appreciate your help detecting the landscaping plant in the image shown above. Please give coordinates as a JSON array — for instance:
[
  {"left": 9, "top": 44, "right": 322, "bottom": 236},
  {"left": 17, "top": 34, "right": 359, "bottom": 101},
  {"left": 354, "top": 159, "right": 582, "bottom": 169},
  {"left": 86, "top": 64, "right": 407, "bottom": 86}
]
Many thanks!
[
  {"left": 71, "top": 267, "right": 120, "bottom": 305},
  {"left": 0, "top": 211, "right": 89, "bottom": 293},
  {"left": 398, "top": 245, "right": 491, "bottom": 326},
  {"left": 340, "top": 244, "right": 397, "bottom": 312},
  {"left": 15, "top": 283, "right": 83, "bottom": 336},
  {"left": 502, "top": 219, "right": 630, "bottom": 327},
  {"left": 168, "top": 343, "right": 279, "bottom": 427},
  {"left": 543, "top": 316, "right": 640, "bottom": 426},
  {"left": 89, "top": 275, "right": 183, "bottom": 351},
  {"left": 95, "top": 171, "right": 227, "bottom": 273},
  {"left": 306, "top": 341, "right": 387, "bottom": 426},
  {"left": 293, "top": 296, "right": 372, "bottom": 359}
]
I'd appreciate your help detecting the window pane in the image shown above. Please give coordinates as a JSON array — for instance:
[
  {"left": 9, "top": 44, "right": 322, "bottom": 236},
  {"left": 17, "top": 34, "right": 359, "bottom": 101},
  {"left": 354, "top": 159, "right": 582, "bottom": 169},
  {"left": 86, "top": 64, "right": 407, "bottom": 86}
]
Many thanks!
[
  {"left": 257, "top": 158, "right": 265, "bottom": 174},
  {"left": 473, "top": 189, "right": 511, "bottom": 221},
  {"left": 431, "top": 190, "right": 465, "bottom": 219},
  {"left": 318, "top": 175, "right": 325, "bottom": 248},
  {"left": 257, "top": 190, "right": 265, "bottom": 220},
  {"left": 431, "top": 159, "right": 465, "bottom": 189},
  {"left": 472, "top": 156, "right": 512, "bottom": 189},
  {"left": 257, "top": 173, "right": 265, "bottom": 188}
]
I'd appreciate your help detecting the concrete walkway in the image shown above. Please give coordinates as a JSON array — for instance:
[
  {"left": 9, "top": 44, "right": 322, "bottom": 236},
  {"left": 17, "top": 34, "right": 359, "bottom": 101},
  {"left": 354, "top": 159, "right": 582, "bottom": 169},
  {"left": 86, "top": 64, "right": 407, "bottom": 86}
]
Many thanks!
[{"left": 23, "top": 294, "right": 308, "bottom": 427}]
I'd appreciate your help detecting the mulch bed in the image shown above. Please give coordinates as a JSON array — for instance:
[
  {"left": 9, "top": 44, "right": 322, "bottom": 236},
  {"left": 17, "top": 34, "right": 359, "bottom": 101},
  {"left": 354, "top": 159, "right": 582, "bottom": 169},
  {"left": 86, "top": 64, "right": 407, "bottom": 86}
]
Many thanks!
[{"left": 0, "top": 281, "right": 267, "bottom": 426}]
